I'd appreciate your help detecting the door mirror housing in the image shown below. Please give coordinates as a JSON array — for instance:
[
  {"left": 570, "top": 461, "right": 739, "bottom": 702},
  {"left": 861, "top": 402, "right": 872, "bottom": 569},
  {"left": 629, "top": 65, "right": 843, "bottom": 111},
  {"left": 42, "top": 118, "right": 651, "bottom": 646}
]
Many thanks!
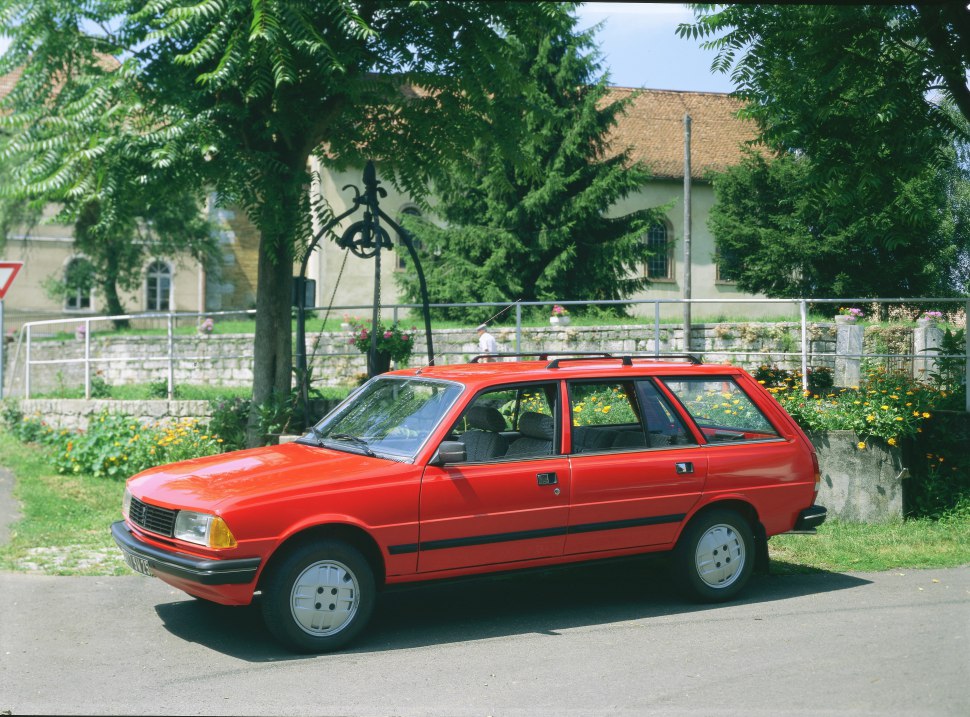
[{"left": 431, "top": 441, "right": 466, "bottom": 466}]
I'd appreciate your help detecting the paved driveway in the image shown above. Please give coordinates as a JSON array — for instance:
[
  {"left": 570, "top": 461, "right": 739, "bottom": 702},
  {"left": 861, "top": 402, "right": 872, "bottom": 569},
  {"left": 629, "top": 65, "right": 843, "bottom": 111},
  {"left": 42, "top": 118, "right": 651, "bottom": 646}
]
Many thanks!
[{"left": 1, "top": 560, "right": 968, "bottom": 716}]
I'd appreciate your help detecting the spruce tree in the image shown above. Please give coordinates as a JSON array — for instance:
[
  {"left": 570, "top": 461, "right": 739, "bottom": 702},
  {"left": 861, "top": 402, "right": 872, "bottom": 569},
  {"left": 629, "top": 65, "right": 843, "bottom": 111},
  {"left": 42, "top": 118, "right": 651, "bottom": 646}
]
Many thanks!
[{"left": 395, "top": 14, "right": 666, "bottom": 323}]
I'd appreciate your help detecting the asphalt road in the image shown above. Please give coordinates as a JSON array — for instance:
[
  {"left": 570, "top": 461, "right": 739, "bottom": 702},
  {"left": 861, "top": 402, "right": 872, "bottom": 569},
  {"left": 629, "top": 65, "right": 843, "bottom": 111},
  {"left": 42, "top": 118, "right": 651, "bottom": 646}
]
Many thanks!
[{"left": 1, "top": 559, "right": 968, "bottom": 717}]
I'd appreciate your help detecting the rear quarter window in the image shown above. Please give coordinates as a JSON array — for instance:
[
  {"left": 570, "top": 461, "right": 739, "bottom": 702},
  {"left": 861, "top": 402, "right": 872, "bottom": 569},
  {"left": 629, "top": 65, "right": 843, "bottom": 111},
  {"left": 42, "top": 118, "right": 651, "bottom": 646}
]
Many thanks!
[{"left": 661, "top": 376, "right": 780, "bottom": 443}]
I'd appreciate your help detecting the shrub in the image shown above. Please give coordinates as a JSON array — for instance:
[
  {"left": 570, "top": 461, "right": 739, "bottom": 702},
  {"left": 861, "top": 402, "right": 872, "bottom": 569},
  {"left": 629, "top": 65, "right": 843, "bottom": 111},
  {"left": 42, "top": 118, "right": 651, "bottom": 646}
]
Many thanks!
[{"left": 206, "top": 396, "right": 252, "bottom": 451}]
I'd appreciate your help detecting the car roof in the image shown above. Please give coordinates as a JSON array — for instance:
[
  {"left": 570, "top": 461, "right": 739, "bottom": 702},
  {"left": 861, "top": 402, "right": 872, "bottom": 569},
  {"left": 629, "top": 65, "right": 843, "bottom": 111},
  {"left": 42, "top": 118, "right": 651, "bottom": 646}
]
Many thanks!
[{"left": 385, "top": 355, "right": 747, "bottom": 390}]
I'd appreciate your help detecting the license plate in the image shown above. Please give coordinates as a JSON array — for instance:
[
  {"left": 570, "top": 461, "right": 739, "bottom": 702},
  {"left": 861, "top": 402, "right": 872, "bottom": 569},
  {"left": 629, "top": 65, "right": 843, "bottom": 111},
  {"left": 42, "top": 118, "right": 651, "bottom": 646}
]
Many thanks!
[{"left": 123, "top": 550, "right": 154, "bottom": 577}]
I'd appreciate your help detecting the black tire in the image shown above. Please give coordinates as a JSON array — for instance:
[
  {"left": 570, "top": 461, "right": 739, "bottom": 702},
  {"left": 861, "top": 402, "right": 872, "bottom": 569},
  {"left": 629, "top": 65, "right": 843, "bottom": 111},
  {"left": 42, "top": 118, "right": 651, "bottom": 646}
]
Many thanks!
[
  {"left": 260, "top": 540, "right": 376, "bottom": 653},
  {"left": 673, "top": 509, "right": 755, "bottom": 603}
]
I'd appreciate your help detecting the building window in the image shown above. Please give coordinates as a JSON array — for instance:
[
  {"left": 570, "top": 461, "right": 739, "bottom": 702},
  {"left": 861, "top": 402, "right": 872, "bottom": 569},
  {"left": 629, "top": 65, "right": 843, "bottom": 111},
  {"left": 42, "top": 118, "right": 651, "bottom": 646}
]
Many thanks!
[
  {"left": 396, "top": 206, "right": 423, "bottom": 271},
  {"left": 145, "top": 260, "right": 172, "bottom": 311},
  {"left": 63, "top": 257, "right": 94, "bottom": 311},
  {"left": 716, "top": 245, "right": 743, "bottom": 283},
  {"left": 643, "top": 222, "right": 673, "bottom": 280}
]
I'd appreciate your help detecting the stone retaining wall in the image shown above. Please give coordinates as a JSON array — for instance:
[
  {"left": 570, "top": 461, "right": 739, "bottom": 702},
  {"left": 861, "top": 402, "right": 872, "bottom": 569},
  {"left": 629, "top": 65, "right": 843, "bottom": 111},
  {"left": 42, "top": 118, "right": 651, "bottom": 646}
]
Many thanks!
[
  {"left": 16, "top": 398, "right": 213, "bottom": 432},
  {"left": 4, "top": 321, "right": 948, "bottom": 398}
]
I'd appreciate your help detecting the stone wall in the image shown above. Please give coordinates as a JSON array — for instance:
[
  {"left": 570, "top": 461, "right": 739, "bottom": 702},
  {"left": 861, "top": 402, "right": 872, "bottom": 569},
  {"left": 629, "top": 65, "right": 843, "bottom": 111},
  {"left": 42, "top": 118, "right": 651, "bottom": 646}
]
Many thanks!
[
  {"left": 5, "top": 320, "right": 949, "bottom": 396},
  {"left": 16, "top": 398, "right": 213, "bottom": 432}
]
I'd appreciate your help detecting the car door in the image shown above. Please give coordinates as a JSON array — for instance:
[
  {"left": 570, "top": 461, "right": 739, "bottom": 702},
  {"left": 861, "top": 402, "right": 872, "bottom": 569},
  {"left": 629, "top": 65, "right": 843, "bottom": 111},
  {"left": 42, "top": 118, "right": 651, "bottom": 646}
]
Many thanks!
[
  {"left": 564, "top": 378, "right": 706, "bottom": 555},
  {"left": 417, "top": 382, "right": 570, "bottom": 573}
]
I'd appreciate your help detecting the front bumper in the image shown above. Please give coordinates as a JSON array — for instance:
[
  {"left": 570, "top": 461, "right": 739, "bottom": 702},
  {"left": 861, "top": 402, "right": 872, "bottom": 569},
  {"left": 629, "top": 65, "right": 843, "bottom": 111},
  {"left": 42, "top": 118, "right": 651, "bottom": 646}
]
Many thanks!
[
  {"left": 111, "top": 521, "right": 261, "bottom": 586},
  {"left": 786, "top": 505, "right": 828, "bottom": 534}
]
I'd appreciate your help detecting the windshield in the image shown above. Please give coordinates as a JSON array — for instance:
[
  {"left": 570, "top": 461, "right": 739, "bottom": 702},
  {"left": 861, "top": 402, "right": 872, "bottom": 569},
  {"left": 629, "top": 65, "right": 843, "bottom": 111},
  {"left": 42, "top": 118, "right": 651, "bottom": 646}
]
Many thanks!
[{"left": 303, "top": 377, "right": 463, "bottom": 460}]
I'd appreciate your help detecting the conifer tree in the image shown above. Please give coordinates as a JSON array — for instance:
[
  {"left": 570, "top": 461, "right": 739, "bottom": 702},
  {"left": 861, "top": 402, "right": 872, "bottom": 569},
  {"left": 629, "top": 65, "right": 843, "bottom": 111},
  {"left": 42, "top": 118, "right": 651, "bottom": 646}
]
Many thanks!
[{"left": 395, "top": 14, "right": 666, "bottom": 323}]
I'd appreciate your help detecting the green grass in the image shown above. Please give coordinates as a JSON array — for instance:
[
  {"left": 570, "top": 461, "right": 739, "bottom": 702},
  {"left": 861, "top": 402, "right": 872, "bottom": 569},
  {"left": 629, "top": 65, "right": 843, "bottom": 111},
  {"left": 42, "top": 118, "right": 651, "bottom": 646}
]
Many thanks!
[
  {"left": 0, "top": 432, "right": 128, "bottom": 576},
  {"left": 1, "top": 426, "right": 967, "bottom": 577},
  {"left": 767, "top": 511, "right": 970, "bottom": 573}
]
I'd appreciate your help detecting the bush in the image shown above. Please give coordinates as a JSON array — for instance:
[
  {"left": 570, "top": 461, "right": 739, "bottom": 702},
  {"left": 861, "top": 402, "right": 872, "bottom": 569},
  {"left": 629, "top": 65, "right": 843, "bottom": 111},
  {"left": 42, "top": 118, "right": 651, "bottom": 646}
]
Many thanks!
[{"left": 206, "top": 396, "right": 252, "bottom": 451}]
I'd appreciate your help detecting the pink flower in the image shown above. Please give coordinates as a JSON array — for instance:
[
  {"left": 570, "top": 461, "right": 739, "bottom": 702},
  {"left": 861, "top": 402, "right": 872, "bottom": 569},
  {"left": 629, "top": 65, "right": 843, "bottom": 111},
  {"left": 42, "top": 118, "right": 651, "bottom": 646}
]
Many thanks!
[
  {"left": 384, "top": 331, "right": 393, "bottom": 339},
  {"left": 402, "top": 335, "right": 410, "bottom": 341},
  {"left": 359, "top": 329, "right": 368, "bottom": 339}
]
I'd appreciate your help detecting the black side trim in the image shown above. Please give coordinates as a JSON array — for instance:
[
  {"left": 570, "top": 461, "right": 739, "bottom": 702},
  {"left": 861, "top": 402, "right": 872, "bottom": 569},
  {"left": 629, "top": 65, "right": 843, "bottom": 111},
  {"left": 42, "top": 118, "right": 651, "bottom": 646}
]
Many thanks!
[
  {"left": 111, "top": 521, "right": 260, "bottom": 586},
  {"left": 388, "top": 514, "right": 685, "bottom": 555},
  {"left": 567, "top": 514, "right": 687, "bottom": 535}
]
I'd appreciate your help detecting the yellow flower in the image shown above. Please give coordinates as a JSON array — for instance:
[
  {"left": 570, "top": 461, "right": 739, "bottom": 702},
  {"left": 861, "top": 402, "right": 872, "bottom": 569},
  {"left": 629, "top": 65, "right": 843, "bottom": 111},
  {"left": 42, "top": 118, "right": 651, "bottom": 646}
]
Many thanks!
[
  {"left": 922, "top": 412, "right": 931, "bottom": 419},
  {"left": 602, "top": 406, "right": 611, "bottom": 414},
  {"left": 888, "top": 438, "right": 897, "bottom": 446},
  {"left": 857, "top": 442, "right": 866, "bottom": 450}
]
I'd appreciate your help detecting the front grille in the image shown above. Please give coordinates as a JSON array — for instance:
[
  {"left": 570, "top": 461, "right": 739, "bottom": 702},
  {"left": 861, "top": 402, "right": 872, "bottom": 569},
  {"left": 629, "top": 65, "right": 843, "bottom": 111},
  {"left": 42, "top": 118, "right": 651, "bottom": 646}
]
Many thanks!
[{"left": 129, "top": 496, "right": 177, "bottom": 537}]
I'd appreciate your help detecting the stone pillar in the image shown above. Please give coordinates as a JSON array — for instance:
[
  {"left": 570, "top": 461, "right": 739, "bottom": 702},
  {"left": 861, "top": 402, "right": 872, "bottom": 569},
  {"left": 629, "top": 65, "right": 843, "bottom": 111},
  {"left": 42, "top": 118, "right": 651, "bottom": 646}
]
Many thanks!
[
  {"left": 835, "top": 320, "right": 863, "bottom": 387},
  {"left": 913, "top": 322, "right": 943, "bottom": 382}
]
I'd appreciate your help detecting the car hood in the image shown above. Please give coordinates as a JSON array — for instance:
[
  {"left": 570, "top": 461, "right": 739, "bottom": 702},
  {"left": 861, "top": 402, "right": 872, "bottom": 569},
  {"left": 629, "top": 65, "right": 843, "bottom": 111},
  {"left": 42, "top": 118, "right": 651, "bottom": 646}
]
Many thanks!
[{"left": 126, "top": 442, "right": 406, "bottom": 512}]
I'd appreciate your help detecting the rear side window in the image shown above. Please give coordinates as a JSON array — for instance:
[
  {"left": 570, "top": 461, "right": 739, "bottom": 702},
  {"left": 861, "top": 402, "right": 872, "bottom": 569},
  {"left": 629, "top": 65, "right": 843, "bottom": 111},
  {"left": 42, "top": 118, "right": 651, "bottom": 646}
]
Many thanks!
[
  {"left": 661, "top": 377, "right": 780, "bottom": 443},
  {"left": 568, "top": 380, "right": 692, "bottom": 452}
]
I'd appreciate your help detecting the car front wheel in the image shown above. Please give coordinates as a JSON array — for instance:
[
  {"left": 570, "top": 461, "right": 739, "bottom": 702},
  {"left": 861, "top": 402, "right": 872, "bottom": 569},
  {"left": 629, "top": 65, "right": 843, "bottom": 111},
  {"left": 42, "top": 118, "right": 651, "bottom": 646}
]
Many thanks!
[
  {"left": 260, "top": 540, "right": 376, "bottom": 653},
  {"left": 674, "top": 509, "right": 754, "bottom": 602}
]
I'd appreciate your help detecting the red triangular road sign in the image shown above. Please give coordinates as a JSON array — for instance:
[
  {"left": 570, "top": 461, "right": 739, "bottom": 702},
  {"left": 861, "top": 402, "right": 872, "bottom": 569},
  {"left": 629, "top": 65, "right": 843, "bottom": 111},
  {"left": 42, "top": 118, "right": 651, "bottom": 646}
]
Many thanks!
[{"left": 0, "top": 261, "right": 24, "bottom": 300}]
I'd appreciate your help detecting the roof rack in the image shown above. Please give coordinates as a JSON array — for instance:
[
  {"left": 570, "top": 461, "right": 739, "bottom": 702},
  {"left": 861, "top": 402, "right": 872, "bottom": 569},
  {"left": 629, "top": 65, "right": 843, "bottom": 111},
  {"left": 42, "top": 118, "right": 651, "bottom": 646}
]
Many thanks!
[
  {"left": 468, "top": 352, "right": 615, "bottom": 364},
  {"left": 545, "top": 353, "right": 703, "bottom": 368}
]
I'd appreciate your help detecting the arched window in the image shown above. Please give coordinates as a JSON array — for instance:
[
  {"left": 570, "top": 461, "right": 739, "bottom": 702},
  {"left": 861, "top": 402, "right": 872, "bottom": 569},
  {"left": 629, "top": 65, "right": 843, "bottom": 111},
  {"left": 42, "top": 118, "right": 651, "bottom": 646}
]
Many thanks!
[
  {"left": 643, "top": 221, "right": 673, "bottom": 280},
  {"left": 396, "top": 206, "right": 423, "bottom": 271},
  {"left": 63, "top": 257, "right": 94, "bottom": 311},
  {"left": 145, "top": 260, "right": 172, "bottom": 311}
]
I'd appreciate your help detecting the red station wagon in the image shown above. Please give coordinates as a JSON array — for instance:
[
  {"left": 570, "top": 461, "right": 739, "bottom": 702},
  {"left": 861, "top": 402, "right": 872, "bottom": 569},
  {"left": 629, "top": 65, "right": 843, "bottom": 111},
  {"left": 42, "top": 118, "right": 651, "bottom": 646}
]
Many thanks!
[{"left": 112, "top": 354, "right": 826, "bottom": 652}]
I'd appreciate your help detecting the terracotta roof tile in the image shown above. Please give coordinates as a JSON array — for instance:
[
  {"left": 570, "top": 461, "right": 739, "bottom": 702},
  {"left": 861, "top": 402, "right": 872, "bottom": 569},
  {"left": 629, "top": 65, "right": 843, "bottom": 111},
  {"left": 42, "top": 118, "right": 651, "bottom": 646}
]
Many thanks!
[{"left": 604, "top": 87, "right": 763, "bottom": 180}]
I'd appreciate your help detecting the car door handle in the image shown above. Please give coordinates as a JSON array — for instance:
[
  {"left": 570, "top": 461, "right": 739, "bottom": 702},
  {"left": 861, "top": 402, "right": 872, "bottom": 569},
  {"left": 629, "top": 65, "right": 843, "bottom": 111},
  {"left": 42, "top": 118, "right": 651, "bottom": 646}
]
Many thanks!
[
  {"left": 537, "top": 472, "right": 558, "bottom": 486},
  {"left": 675, "top": 462, "right": 694, "bottom": 475}
]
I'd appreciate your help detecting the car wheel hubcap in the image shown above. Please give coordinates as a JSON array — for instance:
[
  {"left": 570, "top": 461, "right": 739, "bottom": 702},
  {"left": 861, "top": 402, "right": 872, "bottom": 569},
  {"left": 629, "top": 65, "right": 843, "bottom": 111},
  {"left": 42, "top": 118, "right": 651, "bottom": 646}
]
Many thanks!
[
  {"left": 290, "top": 560, "right": 360, "bottom": 637},
  {"left": 694, "top": 524, "right": 745, "bottom": 589}
]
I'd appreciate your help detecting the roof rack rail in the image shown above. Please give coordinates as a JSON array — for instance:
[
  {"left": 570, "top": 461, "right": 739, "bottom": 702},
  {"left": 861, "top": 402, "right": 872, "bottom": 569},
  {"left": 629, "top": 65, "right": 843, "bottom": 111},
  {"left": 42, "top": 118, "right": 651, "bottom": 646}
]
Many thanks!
[
  {"left": 544, "top": 353, "right": 703, "bottom": 369},
  {"left": 468, "top": 351, "right": 614, "bottom": 364}
]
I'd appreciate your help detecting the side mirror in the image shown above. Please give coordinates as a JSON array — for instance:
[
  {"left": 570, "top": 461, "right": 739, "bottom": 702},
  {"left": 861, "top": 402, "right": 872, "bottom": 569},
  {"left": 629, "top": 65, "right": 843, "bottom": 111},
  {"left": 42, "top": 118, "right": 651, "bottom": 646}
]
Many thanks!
[{"left": 430, "top": 441, "right": 466, "bottom": 466}]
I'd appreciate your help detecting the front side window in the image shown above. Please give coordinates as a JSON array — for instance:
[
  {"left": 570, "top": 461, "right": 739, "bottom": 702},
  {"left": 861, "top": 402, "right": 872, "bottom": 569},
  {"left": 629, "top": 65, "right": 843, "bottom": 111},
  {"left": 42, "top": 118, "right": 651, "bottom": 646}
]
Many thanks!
[
  {"left": 447, "top": 382, "right": 559, "bottom": 462},
  {"left": 145, "top": 260, "right": 172, "bottom": 311},
  {"left": 308, "top": 377, "right": 463, "bottom": 460},
  {"left": 661, "top": 377, "right": 779, "bottom": 442}
]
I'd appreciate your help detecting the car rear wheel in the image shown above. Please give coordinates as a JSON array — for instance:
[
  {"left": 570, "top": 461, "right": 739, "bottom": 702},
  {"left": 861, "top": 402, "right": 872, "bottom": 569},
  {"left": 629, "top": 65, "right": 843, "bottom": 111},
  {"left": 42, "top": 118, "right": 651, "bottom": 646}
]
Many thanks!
[
  {"left": 674, "top": 509, "right": 754, "bottom": 602},
  {"left": 260, "top": 540, "right": 376, "bottom": 653}
]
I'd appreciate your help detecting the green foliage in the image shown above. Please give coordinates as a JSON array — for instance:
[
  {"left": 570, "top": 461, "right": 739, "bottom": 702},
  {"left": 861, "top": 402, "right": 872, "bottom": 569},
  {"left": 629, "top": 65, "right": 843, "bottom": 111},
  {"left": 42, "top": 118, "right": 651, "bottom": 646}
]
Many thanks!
[
  {"left": 206, "top": 397, "right": 252, "bottom": 452},
  {"left": 754, "top": 364, "right": 833, "bottom": 396},
  {"left": 0, "top": 408, "right": 224, "bottom": 479},
  {"left": 766, "top": 366, "right": 940, "bottom": 445},
  {"left": 395, "top": 14, "right": 665, "bottom": 323},
  {"left": 684, "top": 5, "right": 970, "bottom": 299}
]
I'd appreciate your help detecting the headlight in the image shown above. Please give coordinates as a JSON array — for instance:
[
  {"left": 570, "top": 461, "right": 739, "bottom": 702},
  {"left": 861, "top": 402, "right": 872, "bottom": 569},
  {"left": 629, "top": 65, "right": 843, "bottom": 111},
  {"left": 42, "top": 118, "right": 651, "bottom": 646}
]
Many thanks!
[
  {"left": 173, "top": 511, "right": 237, "bottom": 549},
  {"left": 122, "top": 488, "right": 132, "bottom": 520}
]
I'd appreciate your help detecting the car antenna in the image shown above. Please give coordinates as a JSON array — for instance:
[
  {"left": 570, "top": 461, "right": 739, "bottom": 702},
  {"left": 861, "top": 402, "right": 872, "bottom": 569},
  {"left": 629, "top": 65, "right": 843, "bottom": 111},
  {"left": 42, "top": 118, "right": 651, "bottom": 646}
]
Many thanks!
[{"left": 415, "top": 299, "right": 522, "bottom": 373}]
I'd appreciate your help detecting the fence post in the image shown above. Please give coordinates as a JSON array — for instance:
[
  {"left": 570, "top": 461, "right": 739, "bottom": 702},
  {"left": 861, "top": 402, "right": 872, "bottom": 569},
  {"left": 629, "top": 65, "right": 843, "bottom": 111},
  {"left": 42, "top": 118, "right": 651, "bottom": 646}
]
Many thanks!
[
  {"left": 24, "top": 324, "right": 30, "bottom": 399},
  {"left": 84, "top": 318, "right": 91, "bottom": 399},
  {"left": 965, "top": 300, "right": 970, "bottom": 413},
  {"left": 800, "top": 300, "right": 808, "bottom": 392},
  {"left": 654, "top": 302, "right": 661, "bottom": 358},
  {"left": 515, "top": 304, "right": 522, "bottom": 353},
  {"left": 167, "top": 313, "right": 175, "bottom": 401},
  {"left": 835, "top": 319, "right": 863, "bottom": 388}
]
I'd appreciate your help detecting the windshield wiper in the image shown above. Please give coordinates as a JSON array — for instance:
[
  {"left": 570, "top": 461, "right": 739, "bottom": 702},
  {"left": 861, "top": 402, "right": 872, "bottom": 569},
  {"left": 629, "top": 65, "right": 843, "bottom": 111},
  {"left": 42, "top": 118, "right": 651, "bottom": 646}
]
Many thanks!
[
  {"left": 295, "top": 424, "right": 326, "bottom": 447},
  {"left": 327, "top": 433, "right": 376, "bottom": 457}
]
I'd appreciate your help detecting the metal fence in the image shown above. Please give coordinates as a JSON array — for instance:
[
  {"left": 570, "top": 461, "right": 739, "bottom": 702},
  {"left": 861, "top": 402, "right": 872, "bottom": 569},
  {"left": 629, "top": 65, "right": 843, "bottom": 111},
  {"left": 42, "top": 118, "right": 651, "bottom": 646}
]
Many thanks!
[{"left": 3, "top": 296, "right": 968, "bottom": 411}]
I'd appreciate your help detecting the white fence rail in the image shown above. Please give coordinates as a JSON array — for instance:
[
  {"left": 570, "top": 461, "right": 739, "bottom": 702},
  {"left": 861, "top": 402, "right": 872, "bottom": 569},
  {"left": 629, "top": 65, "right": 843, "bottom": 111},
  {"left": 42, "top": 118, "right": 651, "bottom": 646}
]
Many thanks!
[{"left": 3, "top": 297, "right": 968, "bottom": 411}]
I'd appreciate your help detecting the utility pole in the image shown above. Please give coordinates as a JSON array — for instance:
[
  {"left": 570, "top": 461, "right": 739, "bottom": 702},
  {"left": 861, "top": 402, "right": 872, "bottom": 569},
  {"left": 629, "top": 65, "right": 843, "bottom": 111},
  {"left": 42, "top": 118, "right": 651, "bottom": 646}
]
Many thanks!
[{"left": 683, "top": 113, "right": 692, "bottom": 353}]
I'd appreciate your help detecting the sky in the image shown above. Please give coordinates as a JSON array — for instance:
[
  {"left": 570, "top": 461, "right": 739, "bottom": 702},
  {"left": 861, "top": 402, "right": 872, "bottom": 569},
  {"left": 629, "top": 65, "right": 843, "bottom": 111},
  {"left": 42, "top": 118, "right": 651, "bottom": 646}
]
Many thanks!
[{"left": 574, "top": 2, "right": 735, "bottom": 94}]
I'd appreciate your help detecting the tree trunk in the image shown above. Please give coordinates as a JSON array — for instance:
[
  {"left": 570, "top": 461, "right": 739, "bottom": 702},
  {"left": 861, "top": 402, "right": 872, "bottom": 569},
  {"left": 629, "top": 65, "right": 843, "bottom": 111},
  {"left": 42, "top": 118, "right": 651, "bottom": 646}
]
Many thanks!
[{"left": 244, "top": 174, "right": 302, "bottom": 447}]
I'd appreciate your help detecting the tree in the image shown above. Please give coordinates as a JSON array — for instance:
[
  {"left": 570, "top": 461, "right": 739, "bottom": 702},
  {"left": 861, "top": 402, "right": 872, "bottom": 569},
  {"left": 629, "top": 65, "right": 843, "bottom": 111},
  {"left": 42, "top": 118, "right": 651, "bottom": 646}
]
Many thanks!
[
  {"left": 707, "top": 147, "right": 969, "bottom": 300},
  {"left": 394, "top": 13, "right": 665, "bottom": 324},
  {"left": 680, "top": 4, "right": 970, "bottom": 303},
  {"left": 0, "top": 0, "right": 572, "bottom": 445}
]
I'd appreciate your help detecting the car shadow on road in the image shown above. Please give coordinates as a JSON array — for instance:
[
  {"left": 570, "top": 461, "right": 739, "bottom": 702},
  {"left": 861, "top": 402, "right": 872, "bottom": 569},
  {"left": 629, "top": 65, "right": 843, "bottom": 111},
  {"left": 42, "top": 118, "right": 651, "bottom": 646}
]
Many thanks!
[{"left": 153, "top": 557, "right": 871, "bottom": 662}]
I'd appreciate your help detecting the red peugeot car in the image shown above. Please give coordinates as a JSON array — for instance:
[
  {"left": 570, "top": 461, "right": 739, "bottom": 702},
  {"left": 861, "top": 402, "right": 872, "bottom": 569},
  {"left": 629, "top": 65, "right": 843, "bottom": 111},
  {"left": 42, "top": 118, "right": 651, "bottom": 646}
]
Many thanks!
[{"left": 113, "top": 354, "right": 826, "bottom": 652}]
